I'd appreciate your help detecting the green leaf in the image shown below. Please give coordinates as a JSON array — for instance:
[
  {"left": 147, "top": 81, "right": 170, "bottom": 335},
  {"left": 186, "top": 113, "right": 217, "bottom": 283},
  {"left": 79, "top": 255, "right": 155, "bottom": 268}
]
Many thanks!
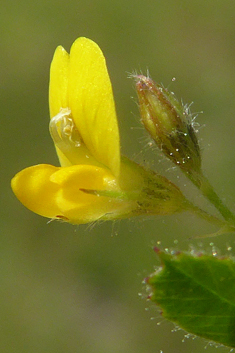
[{"left": 147, "top": 249, "right": 235, "bottom": 347}]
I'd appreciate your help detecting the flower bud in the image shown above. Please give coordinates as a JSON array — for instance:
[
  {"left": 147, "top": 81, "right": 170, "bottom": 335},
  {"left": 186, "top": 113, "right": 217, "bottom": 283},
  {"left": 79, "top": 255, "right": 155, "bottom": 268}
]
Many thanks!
[{"left": 135, "top": 75, "right": 201, "bottom": 178}]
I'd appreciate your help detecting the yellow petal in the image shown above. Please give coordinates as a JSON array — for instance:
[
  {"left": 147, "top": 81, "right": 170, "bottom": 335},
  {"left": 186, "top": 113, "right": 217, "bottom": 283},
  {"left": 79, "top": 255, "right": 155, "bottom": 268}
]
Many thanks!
[
  {"left": 68, "top": 37, "right": 120, "bottom": 178},
  {"left": 50, "top": 164, "right": 123, "bottom": 224},
  {"left": 11, "top": 164, "right": 62, "bottom": 218},
  {"left": 49, "top": 46, "right": 69, "bottom": 119},
  {"left": 50, "top": 164, "right": 117, "bottom": 189},
  {"left": 49, "top": 47, "right": 70, "bottom": 166}
]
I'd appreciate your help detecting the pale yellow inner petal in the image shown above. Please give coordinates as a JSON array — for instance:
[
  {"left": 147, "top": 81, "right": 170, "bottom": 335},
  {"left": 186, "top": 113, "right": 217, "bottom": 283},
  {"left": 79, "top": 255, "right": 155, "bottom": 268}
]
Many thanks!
[{"left": 49, "top": 108, "right": 105, "bottom": 168}]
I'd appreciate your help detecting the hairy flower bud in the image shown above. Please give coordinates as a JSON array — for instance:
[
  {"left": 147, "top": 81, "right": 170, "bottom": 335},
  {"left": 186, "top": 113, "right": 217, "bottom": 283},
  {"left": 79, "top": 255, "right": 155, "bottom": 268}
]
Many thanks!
[{"left": 135, "top": 75, "right": 201, "bottom": 179}]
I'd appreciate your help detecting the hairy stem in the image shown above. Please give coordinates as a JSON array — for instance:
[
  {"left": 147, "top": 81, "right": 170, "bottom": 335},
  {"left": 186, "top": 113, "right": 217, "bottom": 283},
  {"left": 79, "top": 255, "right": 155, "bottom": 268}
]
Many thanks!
[
  {"left": 186, "top": 170, "right": 235, "bottom": 227},
  {"left": 185, "top": 199, "right": 235, "bottom": 236}
]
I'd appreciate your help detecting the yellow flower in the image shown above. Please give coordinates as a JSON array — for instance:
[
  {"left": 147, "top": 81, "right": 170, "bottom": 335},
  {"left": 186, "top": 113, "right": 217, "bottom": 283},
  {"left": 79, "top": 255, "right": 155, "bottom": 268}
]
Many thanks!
[{"left": 11, "top": 37, "right": 188, "bottom": 224}]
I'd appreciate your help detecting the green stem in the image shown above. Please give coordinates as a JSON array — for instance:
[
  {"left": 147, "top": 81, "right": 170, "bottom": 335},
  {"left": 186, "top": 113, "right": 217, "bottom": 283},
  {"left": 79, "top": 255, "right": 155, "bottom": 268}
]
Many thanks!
[
  {"left": 187, "top": 170, "right": 235, "bottom": 226},
  {"left": 185, "top": 200, "right": 235, "bottom": 234},
  {"left": 200, "top": 175, "right": 235, "bottom": 224}
]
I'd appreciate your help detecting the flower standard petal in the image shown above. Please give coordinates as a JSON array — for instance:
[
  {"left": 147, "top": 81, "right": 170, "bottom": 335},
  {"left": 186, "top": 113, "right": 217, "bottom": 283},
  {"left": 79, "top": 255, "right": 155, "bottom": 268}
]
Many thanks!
[
  {"left": 68, "top": 37, "right": 120, "bottom": 177},
  {"left": 49, "top": 47, "right": 71, "bottom": 167},
  {"left": 49, "top": 45, "right": 70, "bottom": 119}
]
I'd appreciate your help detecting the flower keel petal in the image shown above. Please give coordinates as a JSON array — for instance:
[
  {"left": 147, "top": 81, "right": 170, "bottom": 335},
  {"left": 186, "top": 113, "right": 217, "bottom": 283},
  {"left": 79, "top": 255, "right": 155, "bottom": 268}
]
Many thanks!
[
  {"left": 50, "top": 165, "right": 123, "bottom": 223},
  {"left": 11, "top": 164, "right": 62, "bottom": 219}
]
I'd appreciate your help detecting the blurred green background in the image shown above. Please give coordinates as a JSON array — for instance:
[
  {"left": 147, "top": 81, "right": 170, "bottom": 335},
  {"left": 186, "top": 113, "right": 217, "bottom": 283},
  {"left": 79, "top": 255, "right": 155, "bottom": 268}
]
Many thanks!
[{"left": 2, "top": 0, "right": 235, "bottom": 352}]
